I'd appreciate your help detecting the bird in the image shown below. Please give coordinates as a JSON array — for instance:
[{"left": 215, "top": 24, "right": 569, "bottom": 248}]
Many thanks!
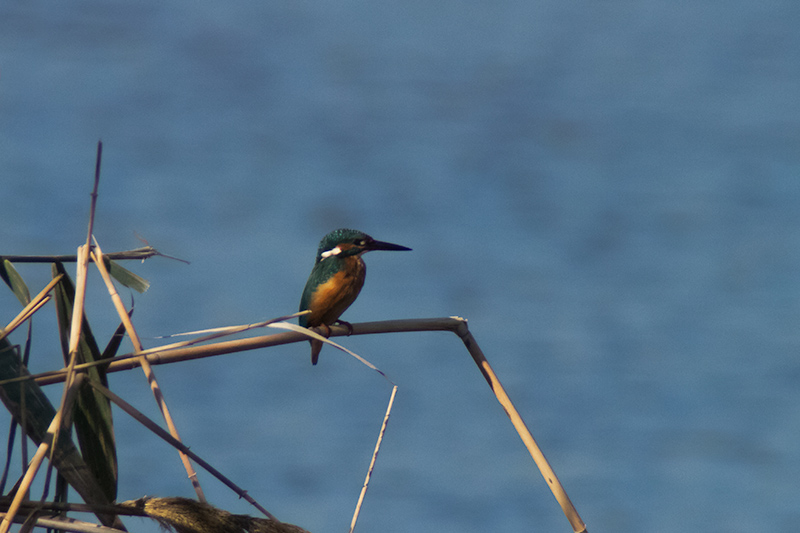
[{"left": 299, "top": 228, "right": 411, "bottom": 365}]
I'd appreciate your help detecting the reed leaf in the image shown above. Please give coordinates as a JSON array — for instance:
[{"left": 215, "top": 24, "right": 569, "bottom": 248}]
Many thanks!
[
  {"left": 107, "top": 259, "right": 149, "bottom": 293},
  {"left": 0, "top": 260, "right": 31, "bottom": 306}
]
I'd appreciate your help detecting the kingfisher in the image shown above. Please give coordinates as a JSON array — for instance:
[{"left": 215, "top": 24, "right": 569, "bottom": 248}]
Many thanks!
[{"left": 299, "top": 228, "right": 411, "bottom": 365}]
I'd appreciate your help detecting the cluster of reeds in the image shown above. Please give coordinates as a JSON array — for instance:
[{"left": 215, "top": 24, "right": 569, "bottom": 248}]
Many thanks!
[{"left": 0, "top": 143, "right": 587, "bottom": 533}]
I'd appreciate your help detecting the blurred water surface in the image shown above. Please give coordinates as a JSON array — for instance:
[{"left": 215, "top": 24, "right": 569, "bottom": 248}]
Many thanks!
[{"left": 2, "top": 1, "right": 800, "bottom": 532}]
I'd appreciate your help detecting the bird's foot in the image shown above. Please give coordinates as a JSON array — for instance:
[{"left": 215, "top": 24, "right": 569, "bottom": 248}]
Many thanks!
[
  {"left": 335, "top": 320, "right": 354, "bottom": 336},
  {"left": 320, "top": 323, "right": 332, "bottom": 338}
]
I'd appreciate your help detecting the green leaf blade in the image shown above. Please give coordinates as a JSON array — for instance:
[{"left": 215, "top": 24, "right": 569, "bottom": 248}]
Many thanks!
[
  {"left": 1, "top": 260, "right": 31, "bottom": 305},
  {"left": 107, "top": 259, "right": 149, "bottom": 293}
]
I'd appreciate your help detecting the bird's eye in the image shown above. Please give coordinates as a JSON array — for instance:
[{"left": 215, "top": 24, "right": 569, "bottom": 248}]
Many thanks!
[{"left": 357, "top": 239, "right": 367, "bottom": 246}]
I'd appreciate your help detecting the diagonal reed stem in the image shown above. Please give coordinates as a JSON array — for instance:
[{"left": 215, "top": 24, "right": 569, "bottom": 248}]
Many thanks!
[
  {"left": 0, "top": 275, "right": 63, "bottom": 343},
  {"left": 349, "top": 385, "right": 397, "bottom": 533},
  {"left": 453, "top": 326, "right": 587, "bottom": 533},
  {"left": 85, "top": 380, "right": 276, "bottom": 521},
  {"left": 90, "top": 241, "right": 206, "bottom": 502}
]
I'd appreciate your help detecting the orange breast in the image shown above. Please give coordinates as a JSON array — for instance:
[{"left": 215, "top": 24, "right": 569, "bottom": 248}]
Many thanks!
[{"left": 306, "top": 258, "right": 366, "bottom": 326}]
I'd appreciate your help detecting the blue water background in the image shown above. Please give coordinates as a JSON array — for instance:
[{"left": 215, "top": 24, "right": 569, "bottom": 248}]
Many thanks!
[{"left": 2, "top": 1, "right": 800, "bottom": 532}]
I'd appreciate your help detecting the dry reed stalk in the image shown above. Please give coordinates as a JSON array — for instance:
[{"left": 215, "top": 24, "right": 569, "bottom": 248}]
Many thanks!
[
  {"left": 63, "top": 244, "right": 91, "bottom": 381},
  {"left": 58, "top": 141, "right": 102, "bottom": 437},
  {"left": 48, "top": 243, "right": 93, "bottom": 489},
  {"left": 51, "top": 147, "right": 101, "bottom": 490},
  {"left": 453, "top": 325, "right": 587, "bottom": 533},
  {"left": 349, "top": 384, "right": 397, "bottom": 533},
  {"left": 0, "top": 513, "right": 126, "bottom": 533},
  {"left": 138, "top": 311, "right": 309, "bottom": 356},
  {"left": 0, "top": 274, "right": 63, "bottom": 342},
  {"left": 23, "top": 319, "right": 468, "bottom": 384},
  {"left": 0, "top": 247, "right": 162, "bottom": 264},
  {"left": 90, "top": 240, "right": 206, "bottom": 502}
]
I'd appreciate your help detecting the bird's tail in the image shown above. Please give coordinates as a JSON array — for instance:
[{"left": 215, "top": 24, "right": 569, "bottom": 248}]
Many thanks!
[{"left": 310, "top": 339, "right": 323, "bottom": 365}]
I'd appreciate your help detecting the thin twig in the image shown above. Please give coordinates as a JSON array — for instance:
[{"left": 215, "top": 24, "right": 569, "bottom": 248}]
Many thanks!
[
  {"left": 87, "top": 140, "right": 102, "bottom": 243},
  {"left": 268, "top": 322, "right": 393, "bottom": 382},
  {"left": 86, "top": 380, "right": 276, "bottom": 521},
  {"left": 90, "top": 240, "right": 206, "bottom": 502},
  {"left": 349, "top": 385, "right": 397, "bottom": 533},
  {"left": 143, "top": 311, "right": 309, "bottom": 354},
  {"left": 0, "top": 247, "right": 167, "bottom": 264}
]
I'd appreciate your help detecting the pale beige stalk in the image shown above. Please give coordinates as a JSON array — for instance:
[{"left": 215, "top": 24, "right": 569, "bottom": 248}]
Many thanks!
[
  {"left": 0, "top": 274, "right": 62, "bottom": 342},
  {"left": 91, "top": 240, "right": 206, "bottom": 502}
]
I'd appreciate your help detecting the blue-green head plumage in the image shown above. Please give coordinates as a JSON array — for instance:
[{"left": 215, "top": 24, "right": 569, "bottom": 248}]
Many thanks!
[
  {"left": 314, "top": 228, "right": 370, "bottom": 262},
  {"left": 312, "top": 228, "right": 412, "bottom": 262}
]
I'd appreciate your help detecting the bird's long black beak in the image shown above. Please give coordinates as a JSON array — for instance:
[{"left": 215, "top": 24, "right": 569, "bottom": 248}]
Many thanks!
[{"left": 367, "top": 239, "right": 412, "bottom": 252}]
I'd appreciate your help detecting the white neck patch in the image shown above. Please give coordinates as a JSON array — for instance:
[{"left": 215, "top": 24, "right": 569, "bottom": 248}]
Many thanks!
[{"left": 320, "top": 246, "right": 342, "bottom": 260}]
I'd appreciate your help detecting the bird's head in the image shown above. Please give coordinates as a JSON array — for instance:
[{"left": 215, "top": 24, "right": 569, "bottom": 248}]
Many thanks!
[{"left": 315, "top": 228, "right": 411, "bottom": 262}]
